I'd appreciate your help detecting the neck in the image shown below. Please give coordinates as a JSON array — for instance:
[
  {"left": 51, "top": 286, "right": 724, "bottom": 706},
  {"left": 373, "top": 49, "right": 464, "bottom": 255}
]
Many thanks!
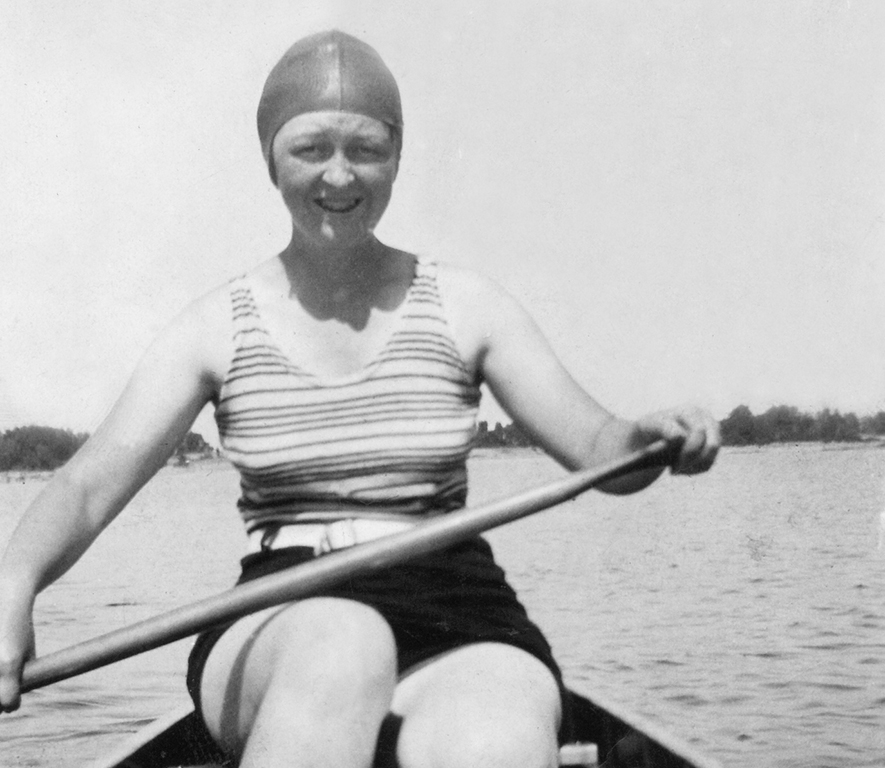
[
  {"left": 283, "top": 231, "right": 386, "bottom": 280},
  {"left": 278, "top": 234, "right": 397, "bottom": 319}
]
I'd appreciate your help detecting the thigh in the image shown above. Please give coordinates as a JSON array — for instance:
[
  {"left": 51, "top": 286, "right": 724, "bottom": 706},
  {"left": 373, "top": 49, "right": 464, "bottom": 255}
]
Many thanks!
[
  {"left": 199, "top": 597, "right": 398, "bottom": 755},
  {"left": 391, "top": 642, "right": 562, "bottom": 768}
]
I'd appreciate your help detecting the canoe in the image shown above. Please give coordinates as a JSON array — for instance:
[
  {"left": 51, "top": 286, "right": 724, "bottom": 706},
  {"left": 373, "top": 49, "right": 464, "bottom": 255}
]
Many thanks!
[{"left": 89, "top": 684, "right": 723, "bottom": 768}]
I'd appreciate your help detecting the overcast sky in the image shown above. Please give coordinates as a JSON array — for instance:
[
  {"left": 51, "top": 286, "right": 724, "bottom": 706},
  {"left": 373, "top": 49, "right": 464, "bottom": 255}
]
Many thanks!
[{"left": 1, "top": 0, "right": 884, "bottom": 442}]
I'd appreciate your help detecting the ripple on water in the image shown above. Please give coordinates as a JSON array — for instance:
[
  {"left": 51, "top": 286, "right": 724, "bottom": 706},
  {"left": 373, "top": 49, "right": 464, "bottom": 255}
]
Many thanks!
[{"left": 4, "top": 447, "right": 885, "bottom": 766}]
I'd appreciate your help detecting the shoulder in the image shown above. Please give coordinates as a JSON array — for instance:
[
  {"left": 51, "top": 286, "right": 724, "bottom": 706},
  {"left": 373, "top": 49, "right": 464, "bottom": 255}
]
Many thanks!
[
  {"left": 430, "top": 260, "right": 537, "bottom": 369},
  {"left": 166, "top": 279, "right": 233, "bottom": 342},
  {"left": 140, "top": 278, "right": 235, "bottom": 392},
  {"left": 433, "top": 261, "right": 520, "bottom": 313},
  {"left": 434, "top": 260, "right": 535, "bottom": 333}
]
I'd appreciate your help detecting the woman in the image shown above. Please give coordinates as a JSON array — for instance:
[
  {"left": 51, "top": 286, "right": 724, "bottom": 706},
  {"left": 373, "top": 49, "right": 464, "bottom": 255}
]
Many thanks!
[{"left": 0, "top": 31, "right": 718, "bottom": 768}]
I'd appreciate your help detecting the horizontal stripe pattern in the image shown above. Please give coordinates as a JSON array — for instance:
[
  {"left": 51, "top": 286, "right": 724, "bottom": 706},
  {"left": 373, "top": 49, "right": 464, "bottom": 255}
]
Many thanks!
[{"left": 215, "top": 260, "right": 481, "bottom": 531}]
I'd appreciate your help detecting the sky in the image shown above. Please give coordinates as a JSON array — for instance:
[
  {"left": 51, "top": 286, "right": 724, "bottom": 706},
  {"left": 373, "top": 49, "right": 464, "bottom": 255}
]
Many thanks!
[{"left": 1, "top": 0, "right": 884, "bottom": 444}]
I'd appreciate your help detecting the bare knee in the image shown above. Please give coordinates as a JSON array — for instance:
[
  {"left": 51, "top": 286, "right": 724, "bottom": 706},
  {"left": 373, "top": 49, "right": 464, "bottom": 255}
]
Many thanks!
[
  {"left": 400, "top": 712, "right": 559, "bottom": 768},
  {"left": 201, "top": 598, "right": 397, "bottom": 754},
  {"left": 395, "top": 644, "right": 561, "bottom": 768},
  {"left": 455, "top": 716, "right": 557, "bottom": 768},
  {"left": 264, "top": 598, "right": 397, "bottom": 694}
]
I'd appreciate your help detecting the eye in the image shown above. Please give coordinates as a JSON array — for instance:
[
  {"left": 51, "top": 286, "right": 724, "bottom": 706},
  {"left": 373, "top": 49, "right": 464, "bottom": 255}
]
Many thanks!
[
  {"left": 291, "top": 144, "right": 324, "bottom": 160},
  {"left": 286, "top": 137, "right": 337, "bottom": 161},
  {"left": 349, "top": 142, "right": 392, "bottom": 163}
]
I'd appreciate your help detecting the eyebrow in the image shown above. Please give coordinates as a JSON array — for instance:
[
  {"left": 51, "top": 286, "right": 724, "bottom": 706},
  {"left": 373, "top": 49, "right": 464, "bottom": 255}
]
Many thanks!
[{"left": 286, "top": 128, "right": 392, "bottom": 145}]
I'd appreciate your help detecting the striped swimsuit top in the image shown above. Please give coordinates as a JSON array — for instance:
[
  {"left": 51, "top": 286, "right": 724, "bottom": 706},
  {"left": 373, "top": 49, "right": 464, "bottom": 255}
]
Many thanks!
[{"left": 215, "top": 259, "right": 482, "bottom": 534}]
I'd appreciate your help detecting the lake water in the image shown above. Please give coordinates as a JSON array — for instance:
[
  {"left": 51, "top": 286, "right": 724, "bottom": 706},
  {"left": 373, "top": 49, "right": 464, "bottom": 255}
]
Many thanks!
[{"left": 0, "top": 444, "right": 883, "bottom": 767}]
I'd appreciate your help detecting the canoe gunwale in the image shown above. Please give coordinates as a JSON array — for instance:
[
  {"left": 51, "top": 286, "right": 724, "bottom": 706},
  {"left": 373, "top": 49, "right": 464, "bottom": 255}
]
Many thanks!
[
  {"left": 88, "top": 684, "right": 724, "bottom": 768},
  {"left": 85, "top": 704, "right": 227, "bottom": 768}
]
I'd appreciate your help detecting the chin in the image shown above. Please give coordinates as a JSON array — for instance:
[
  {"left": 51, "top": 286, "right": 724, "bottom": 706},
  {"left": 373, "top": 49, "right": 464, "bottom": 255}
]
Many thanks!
[
  {"left": 315, "top": 225, "right": 372, "bottom": 248},
  {"left": 316, "top": 218, "right": 379, "bottom": 245}
]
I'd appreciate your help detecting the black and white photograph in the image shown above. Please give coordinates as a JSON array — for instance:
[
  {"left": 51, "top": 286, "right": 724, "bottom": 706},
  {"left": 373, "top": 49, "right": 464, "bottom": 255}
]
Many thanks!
[{"left": 0, "top": 2, "right": 882, "bottom": 766}]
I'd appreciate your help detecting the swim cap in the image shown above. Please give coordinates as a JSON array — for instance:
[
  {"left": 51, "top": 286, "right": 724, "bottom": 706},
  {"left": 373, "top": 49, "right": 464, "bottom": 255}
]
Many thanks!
[{"left": 257, "top": 30, "right": 403, "bottom": 183}]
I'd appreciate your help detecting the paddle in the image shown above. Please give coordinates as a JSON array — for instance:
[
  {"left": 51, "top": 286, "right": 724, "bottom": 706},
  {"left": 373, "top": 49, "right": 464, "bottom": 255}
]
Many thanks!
[{"left": 21, "top": 439, "right": 673, "bottom": 693}]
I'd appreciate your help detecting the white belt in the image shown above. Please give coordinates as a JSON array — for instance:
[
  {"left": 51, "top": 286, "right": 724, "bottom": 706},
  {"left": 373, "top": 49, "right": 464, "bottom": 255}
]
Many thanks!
[{"left": 247, "top": 519, "right": 417, "bottom": 555}]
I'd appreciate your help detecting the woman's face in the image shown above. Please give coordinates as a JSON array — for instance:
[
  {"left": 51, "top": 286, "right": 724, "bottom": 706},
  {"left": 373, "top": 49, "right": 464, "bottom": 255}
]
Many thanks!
[{"left": 272, "top": 111, "right": 398, "bottom": 249}]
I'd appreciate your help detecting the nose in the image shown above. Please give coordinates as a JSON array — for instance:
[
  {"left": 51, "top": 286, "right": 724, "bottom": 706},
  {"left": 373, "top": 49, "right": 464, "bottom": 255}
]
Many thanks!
[{"left": 322, "top": 151, "right": 355, "bottom": 187}]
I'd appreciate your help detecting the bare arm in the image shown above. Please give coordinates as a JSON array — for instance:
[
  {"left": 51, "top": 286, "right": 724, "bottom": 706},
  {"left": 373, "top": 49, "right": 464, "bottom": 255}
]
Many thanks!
[
  {"left": 0, "top": 290, "right": 229, "bottom": 710},
  {"left": 438, "top": 266, "right": 719, "bottom": 490}
]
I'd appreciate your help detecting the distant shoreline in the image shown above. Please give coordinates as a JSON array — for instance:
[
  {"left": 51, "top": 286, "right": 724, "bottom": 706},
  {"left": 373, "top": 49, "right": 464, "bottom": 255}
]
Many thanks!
[
  {"left": 469, "top": 446, "right": 545, "bottom": 459},
  {"left": 4, "top": 440, "right": 883, "bottom": 484},
  {"left": 726, "top": 440, "right": 885, "bottom": 453}
]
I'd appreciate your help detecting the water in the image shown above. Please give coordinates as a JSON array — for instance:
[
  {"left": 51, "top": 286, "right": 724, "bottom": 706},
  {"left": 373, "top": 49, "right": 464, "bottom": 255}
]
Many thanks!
[{"left": 0, "top": 445, "right": 883, "bottom": 767}]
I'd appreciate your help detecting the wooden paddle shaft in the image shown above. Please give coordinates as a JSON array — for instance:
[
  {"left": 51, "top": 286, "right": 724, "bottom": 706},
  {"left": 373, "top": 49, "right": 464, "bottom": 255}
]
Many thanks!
[{"left": 21, "top": 440, "right": 672, "bottom": 692}]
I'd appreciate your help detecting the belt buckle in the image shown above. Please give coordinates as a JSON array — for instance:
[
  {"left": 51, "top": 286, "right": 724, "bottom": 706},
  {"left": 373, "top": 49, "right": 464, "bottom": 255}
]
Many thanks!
[
  {"left": 317, "top": 519, "right": 357, "bottom": 554},
  {"left": 259, "top": 524, "right": 281, "bottom": 552}
]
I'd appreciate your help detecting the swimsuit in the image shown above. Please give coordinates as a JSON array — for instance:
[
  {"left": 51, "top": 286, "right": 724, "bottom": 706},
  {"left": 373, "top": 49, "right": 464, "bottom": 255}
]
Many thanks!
[
  {"left": 216, "top": 259, "right": 480, "bottom": 532},
  {"left": 187, "top": 258, "right": 570, "bottom": 741}
]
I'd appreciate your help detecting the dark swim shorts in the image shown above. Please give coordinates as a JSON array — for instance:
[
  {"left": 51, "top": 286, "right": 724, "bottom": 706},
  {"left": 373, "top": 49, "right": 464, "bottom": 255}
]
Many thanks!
[{"left": 186, "top": 536, "right": 573, "bottom": 740}]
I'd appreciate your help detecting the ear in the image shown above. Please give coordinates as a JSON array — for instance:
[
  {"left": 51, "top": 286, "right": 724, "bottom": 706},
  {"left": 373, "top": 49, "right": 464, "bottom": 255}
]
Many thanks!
[
  {"left": 388, "top": 124, "right": 402, "bottom": 181},
  {"left": 267, "top": 128, "right": 283, "bottom": 187}
]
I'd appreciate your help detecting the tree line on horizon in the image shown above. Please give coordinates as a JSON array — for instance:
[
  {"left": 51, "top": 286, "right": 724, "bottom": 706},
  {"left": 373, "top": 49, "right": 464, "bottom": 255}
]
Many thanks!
[
  {"left": 0, "top": 426, "right": 89, "bottom": 472},
  {"left": 475, "top": 406, "right": 885, "bottom": 449},
  {"left": 717, "top": 405, "right": 881, "bottom": 446},
  {"left": 473, "top": 420, "right": 537, "bottom": 448},
  {"left": 0, "top": 426, "right": 213, "bottom": 472},
  {"left": 2, "top": 406, "right": 884, "bottom": 471}
]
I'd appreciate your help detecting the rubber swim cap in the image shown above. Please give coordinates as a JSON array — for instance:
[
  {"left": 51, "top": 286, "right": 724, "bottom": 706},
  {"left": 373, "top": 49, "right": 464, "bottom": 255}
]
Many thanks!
[{"left": 257, "top": 30, "right": 403, "bottom": 183}]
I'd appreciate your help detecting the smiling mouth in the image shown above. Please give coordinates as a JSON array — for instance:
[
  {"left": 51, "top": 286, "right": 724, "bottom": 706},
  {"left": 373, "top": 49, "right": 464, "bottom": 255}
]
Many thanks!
[{"left": 316, "top": 198, "right": 362, "bottom": 214}]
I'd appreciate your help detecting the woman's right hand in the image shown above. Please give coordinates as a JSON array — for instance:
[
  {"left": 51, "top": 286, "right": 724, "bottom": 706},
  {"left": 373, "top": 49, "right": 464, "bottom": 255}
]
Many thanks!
[{"left": 0, "top": 587, "right": 36, "bottom": 713}]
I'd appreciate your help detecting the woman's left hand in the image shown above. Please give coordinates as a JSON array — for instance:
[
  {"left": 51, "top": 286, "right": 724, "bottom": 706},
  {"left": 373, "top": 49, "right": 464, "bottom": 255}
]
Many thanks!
[{"left": 634, "top": 406, "right": 720, "bottom": 475}]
